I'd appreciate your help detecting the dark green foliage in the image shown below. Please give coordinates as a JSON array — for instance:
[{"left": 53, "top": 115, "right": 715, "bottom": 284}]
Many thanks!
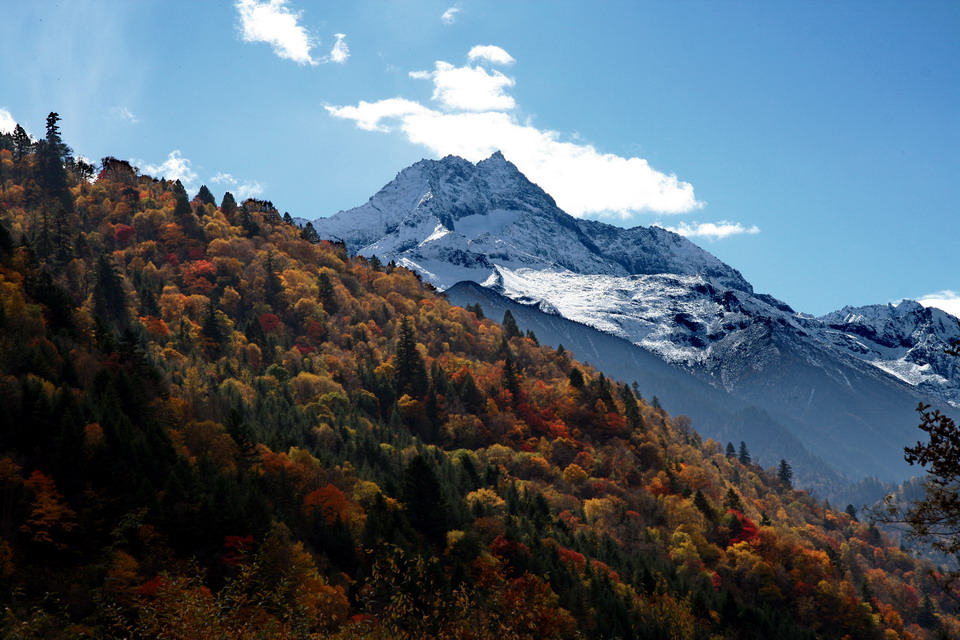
[
  {"left": 220, "top": 190, "right": 238, "bottom": 217},
  {"left": 394, "top": 316, "right": 428, "bottom": 398},
  {"left": 846, "top": 504, "right": 858, "bottom": 521},
  {"left": 502, "top": 309, "right": 521, "bottom": 339},
  {"left": 569, "top": 367, "right": 585, "bottom": 389},
  {"left": 196, "top": 184, "right": 216, "bottom": 205},
  {"left": 93, "top": 254, "right": 128, "bottom": 329},
  {"left": 724, "top": 487, "right": 744, "bottom": 512},
  {"left": 739, "top": 441, "right": 751, "bottom": 465},
  {"left": 778, "top": 459, "right": 793, "bottom": 488},
  {"left": 300, "top": 221, "right": 320, "bottom": 243},
  {"left": 465, "top": 302, "right": 484, "bottom": 319},
  {"left": 402, "top": 454, "right": 448, "bottom": 546},
  {"left": 726, "top": 442, "right": 736, "bottom": 458},
  {"left": 694, "top": 489, "right": 715, "bottom": 521},
  {"left": 318, "top": 271, "right": 337, "bottom": 313}
]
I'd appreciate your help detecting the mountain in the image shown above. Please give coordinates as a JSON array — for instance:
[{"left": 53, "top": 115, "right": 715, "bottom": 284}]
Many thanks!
[
  {"left": 2, "top": 117, "right": 958, "bottom": 638},
  {"left": 314, "top": 152, "right": 960, "bottom": 484}
]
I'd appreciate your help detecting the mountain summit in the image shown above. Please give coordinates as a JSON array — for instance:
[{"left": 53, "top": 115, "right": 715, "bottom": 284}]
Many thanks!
[
  {"left": 314, "top": 153, "right": 959, "bottom": 484},
  {"left": 315, "top": 152, "right": 749, "bottom": 291}
]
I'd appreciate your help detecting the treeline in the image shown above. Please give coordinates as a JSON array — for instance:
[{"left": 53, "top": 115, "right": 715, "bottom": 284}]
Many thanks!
[{"left": 0, "top": 115, "right": 955, "bottom": 638}]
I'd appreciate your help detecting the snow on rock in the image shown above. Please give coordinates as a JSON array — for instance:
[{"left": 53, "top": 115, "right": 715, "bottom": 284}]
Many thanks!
[{"left": 312, "top": 152, "right": 960, "bottom": 408}]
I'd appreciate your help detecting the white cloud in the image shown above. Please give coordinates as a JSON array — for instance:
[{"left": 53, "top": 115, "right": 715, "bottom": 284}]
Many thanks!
[
  {"left": 210, "top": 172, "right": 236, "bottom": 185},
  {"left": 208, "top": 172, "right": 265, "bottom": 200},
  {"left": 410, "top": 61, "right": 515, "bottom": 111},
  {"left": 110, "top": 106, "right": 139, "bottom": 124},
  {"left": 236, "top": 180, "right": 266, "bottom": 200},
  {"left": 329, "top": 33, "right": 349, "bottom": 64},
  {"left": 441, "top": 7, "right": 461, "bottom": 25},
  {"left": 236, "top": 0, "right": 317, "bottom": 65},
  {"left": 655, "top": 220, "right": 760, "bottom": 240},
  {"left": 0, "top": 108, "right": 16, "bottom": 134},
  {"left": 142, "top": 150, "right": 198, "bottom": 186},
  {"left": 917, "top": 290, "right": 960, "bottom": 319},
  {"left": 467, "top": 45, "right": 514, "bottom": 66},
  {"left": 327, "top": 47, "right": 702, "bottom": 217}
]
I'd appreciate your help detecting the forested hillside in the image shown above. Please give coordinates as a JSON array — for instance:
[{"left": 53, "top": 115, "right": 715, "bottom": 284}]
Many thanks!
[{"left": 0, "top": 115, "right": 956, "bottom": 638}]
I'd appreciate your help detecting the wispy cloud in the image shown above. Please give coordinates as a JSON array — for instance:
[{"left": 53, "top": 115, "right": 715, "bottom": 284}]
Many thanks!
[
  {"left": 441, "top": 7, "right": 461, "bottom": 25},
  {"left": 210, "top": 171, "right": 265, "bottom": 200},
  {"left": 142, "top": 150, "right": 198, "bottom": 186},
  {"left": 467, "top": 45, "right": 514, "bottom": 66},
  {"left": 328, "top": 33, "right": 349, "bottom": 64},
  {"left": 917, "top": 290, "right": 960, "bottom": 319},
  {"left": 0, "top": 108, "right": 16, "bottom": 134},
  {"left": 327, "top": 47, "right": 702, "bottom": 218},
  {"left": 110, "top": 106, "right": 139, "bottom": 124},
  {"left": 236, "top": 0, "right": 317, "bottom": 65},
  {"left": 655, "top": 220, "right": 760, "bottom": 240}
]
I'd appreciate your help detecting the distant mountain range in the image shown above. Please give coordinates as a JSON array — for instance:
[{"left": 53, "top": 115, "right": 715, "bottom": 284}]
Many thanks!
[{"left": 312, "top": 152, "right": 959, "bottom": 490}]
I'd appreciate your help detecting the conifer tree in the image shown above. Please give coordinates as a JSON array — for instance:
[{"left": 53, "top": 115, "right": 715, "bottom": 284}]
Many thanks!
[
  {"left": 738, "top": 441, "right": 751, "bottom": 465},
  {"left": 196, "top": 184, "right": 215, "bottom": 206},
  {"left": 402, "top": 454, "right": 447, "bottom": 546},
  {"left": 502, "top": 309, "right": 521, "bottom": 339},
  {"left": 724, "top": 487, "right": 744, "bottom": 512},
  {"left": 778, "top": 459, "right": 793, "bottom": 489},
  {"left": 726, "top": 442, "right": 736, "bottom": 458},
  {"left": 395, "top": 316, "right": 427, "bottom": 397}
]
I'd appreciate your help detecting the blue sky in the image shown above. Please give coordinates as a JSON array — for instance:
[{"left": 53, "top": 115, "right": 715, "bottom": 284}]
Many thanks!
[{"left": 1, "top": 0, "right": 957, "bottom": 316}]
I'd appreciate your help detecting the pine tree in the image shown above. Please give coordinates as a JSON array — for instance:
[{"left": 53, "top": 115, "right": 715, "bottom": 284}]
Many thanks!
[
  {"left": 694, "top": 489, "right": 715, "bottom": 521},
  {"left": 402, "top": 454, "right": 447, "bottom": 546},
  {"left": 778, "top": 459, "right": 793, "bottom": 489},
  {"left": 318, "top": 272, "right": 337, "bottom": 314},
  {"left": 196, "top": 184, "right": 216, "bottom": 206},
  {"left": 724, "top": 487, "right": 744, "bottom": 512},
  {"left": 568, "top": 367, "right": 585, "bottom": 390},
  {"left": 220, "top": 191, "right": 238, "bottom": 217},
  {"left": 395, "top": 316, "right": 427, "bottom": 398},
  {"left": 300, "top": 221, "right": 320, "bottom": 243},
  {"left": 726, "top": 442, "right": 736, "bottom": 458},
  {"left": 738, "top": 441, "right": 751, "bottom": 465},
  {"left": 502, "top": 309, "right": 521, "bottom": 339}
]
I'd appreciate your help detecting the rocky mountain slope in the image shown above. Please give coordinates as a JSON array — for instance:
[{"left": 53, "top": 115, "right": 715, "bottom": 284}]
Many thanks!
[{"left": 314, "top": 153, "right": 960, "bottom": 484}]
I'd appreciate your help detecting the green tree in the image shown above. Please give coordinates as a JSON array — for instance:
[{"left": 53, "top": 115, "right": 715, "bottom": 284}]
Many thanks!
[
  {"left": 502, "top": 309, "right": 521, "bottom": 339},
  {"left": 395, "top": 316, "right": 428, "bottom": 398},
  {"left": 195, "top": 184, "right": 216, "bottom": 206},
  {"left": 402, "top": 454, "right": 447, "bottom": 546},
  {"left": 738, "top": 441, "right": 751, "bottom": 466},
  {"left": 777, "top": 459, "right": 793, "bottom": 489}
]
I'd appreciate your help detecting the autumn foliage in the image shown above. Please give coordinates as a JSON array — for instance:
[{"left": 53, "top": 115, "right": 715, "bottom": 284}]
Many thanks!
[{"left": 0, "top": 117, "right": 955, "bottom": 638}]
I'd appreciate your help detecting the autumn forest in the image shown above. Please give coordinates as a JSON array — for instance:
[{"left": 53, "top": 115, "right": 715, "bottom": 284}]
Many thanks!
[{"left": 0, "top": 114, "right": 955, "bottom": 638}]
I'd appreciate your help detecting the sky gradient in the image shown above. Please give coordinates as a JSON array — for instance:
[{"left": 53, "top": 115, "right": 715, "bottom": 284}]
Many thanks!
[{"left": 1, "top": 0, "right": 957, "bottom": 316}]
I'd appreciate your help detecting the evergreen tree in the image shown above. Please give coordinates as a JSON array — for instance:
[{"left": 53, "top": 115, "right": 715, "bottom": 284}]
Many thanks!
[
  {"left": 395, "top": 316, "right": 428, "bottom": 398},
  {"left": 402, "top": 454, "right": 447, "bottom": 546},
  {"left": 568, "top": 367, "right": 585, "bottom": 390},
  {"left": 93, "top": 254, "right": 128, "bottom": 329},
  {"left": 738, "top": 441, "right": 751, "bottom": 465},
  {"left": 38, "top": 112, "right": 71, "bottom": 207},
  {"left": 724, "top": 487, "right": 745, "bottom": 512},
  {"left": 300, "top": 221, "right": 320, "bottom": 243},
  {"left": 12, "top": 124, "right": 31, "bottom": 161},
  {"left": 220, "top": 191, "right": 238, "bottom": 217},
  {"left": 726, "top": 442, "right": 736, "bottom": 458},
  {"left": 318, "top": 271, "right": 337, "bottom": 313},
  {"left": 196, "top": 184, "right": 216, "bottom": 206},
  {"left": 694, "top": 489, "right": 715, "bottom": 521},
  {"left": 778, "top": 459, "right": 793, "bottom": 488},
  {"left": 502, "top": 309, "right": 521, "bottom": 339},
  {"left": 845, "top": 504, "right": 858, "bottom": 521}
]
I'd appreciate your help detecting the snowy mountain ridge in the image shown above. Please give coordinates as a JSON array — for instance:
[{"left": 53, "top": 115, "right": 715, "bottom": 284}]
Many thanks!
[{"left": 312, "top": 152, "right": 960, "bottom": 411}]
